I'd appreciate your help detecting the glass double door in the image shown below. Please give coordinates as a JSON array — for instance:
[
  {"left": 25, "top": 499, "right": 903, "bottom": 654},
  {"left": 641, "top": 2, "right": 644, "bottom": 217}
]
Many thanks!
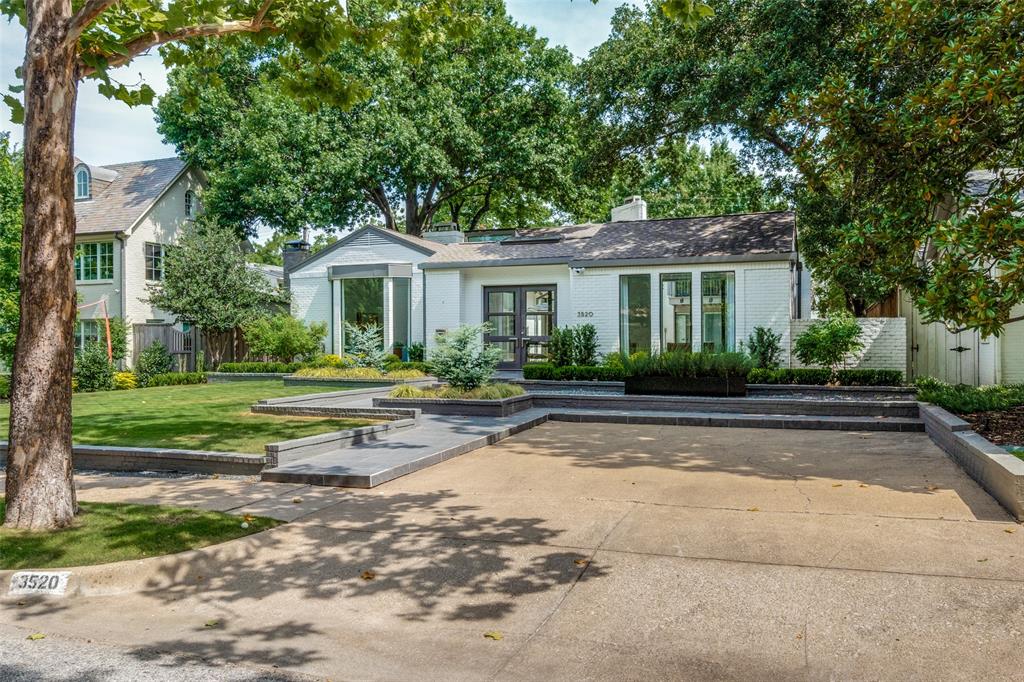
[{"left": 484, "top": 286, "right": 556, "bottom": 369}]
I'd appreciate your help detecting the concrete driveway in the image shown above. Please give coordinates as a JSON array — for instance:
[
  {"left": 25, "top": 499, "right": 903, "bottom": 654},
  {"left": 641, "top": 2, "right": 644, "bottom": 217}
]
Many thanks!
[{"left": 3, "top": 423, "right": 1023, "bottom": 681}]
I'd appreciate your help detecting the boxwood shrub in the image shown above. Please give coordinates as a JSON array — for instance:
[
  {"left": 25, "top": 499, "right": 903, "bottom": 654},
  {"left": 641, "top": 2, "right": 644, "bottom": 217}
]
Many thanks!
[
  {"left": 915, "top": 377, "right": 1024, "bottom": 414},
  {"left": 217, "top": 361, "right": 302, "bottom": 374},
  {"left": 146, "top": 372, "right": 207, "bottom": 387},
  {"left": 747, "top": 368, "right": 904, "bottom": 386}
]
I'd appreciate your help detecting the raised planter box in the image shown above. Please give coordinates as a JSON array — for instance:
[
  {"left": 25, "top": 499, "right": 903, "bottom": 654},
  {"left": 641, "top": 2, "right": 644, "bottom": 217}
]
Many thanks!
[
  {"left": 625, "top": 376, "right": 747, "bottom": 397},
  {"left": 283, "top": 375, "right": 432, "bottom": 389},
  {"left": 919, "top": 403, "right": 1024, "bottom": 521},
  {"left": 373, "top": 394, "right": 534, "bottom": 417}
]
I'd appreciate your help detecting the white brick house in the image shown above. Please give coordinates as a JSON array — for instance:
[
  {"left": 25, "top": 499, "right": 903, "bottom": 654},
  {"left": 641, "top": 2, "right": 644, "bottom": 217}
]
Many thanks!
[
  {"left": 288, "top": 198, "right": 817, "bottom": 368},
  {"left": 72, "top": 157, "right": 205, "bottom": 364}
]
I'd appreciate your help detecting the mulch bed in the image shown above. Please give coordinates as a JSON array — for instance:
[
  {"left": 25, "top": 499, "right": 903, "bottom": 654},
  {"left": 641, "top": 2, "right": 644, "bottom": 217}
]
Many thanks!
[{"left": 962, "top": 406, "right": 1024, "bottom": 448}]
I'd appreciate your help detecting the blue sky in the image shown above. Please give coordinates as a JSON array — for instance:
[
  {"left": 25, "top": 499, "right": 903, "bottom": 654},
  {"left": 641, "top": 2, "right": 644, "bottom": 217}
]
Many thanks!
[{"left": 0, "top": 1, "right": 643, "bottom": 165}]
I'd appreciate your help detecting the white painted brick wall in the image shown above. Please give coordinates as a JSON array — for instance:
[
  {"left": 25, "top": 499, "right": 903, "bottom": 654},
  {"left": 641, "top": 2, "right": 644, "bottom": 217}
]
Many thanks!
[
  {"left": 789, "top": 317, "right": 907, "bottom": 374},
  {"left": 569, "top": 261, "right": 795, "bottom": 360},
  {"left": 424, "top": 270, "right": 462, "bottom": 350},
  {"left": 290, "top": 230, "right": 431, "bottom": 352}
]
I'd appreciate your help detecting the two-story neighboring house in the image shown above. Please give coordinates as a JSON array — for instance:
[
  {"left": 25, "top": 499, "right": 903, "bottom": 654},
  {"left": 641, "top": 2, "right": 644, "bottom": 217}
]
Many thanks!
[{"left": 73, "top": 156, "right": 205, "bottom": 366}]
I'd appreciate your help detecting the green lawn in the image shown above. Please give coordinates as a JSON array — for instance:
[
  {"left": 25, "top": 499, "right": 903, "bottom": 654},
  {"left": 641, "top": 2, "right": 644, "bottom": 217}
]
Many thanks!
[
  {"left": 0, "top": 498, "right": 280, "bottom": 569},
  {"left": 0, "top": 381, "right": 370, "bottom": 454}
]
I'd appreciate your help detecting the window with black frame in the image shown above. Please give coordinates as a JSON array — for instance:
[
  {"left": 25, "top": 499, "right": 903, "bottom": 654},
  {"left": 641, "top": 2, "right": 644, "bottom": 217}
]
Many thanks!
[
  {"left": 701, "top": 272, "right": 736, "bottom": 352},
  {"left": 660, "top": 273, "right": 692, "bottom": 352},
  {"left": 619, "top": 274, "right": 652, "bottom": 354}
]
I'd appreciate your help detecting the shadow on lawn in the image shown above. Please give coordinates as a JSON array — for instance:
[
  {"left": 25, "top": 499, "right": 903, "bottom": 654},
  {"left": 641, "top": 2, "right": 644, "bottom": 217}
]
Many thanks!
[{"left": 67, "top": 411, "right": 367, "bottom": 454}]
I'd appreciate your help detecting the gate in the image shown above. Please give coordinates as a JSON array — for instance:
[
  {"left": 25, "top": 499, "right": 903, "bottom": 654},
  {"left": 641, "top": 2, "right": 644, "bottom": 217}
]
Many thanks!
[{"left": 133, "top": 323, "right": 196, "bottom": 371}]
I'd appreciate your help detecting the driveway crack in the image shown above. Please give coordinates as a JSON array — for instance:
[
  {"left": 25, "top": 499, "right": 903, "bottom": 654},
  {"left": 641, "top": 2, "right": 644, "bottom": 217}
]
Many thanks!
[{"left": 488, "top": 502, "right": 638, "bottom": 680}]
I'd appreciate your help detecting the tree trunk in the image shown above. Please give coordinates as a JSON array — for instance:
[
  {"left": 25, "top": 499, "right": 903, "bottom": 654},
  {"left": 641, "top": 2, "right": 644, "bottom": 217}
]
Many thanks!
[
  {"left": 404, "top": 186, "right": 422, "bottom": 236},
  {"left": 4, "top": 0, "right": 80, "bottom": 529}
]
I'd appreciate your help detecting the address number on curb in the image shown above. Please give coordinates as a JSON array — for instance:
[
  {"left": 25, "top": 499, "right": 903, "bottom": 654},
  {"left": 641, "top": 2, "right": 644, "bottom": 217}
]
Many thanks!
[{"left": 9, "top": 571, "right": 71, "bottom": 596}]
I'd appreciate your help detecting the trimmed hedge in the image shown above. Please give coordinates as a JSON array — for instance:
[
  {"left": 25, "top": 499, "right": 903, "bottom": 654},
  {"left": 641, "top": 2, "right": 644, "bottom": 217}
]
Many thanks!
[
  {"left": 523, "top": 363, "right": 626, "bottom": 382},
  {"left": 146, "top": 372, "right": 207, "bottom": 387},
  {"left": 384, "top": 360, "right": 433, "bottom": 374},
  {"left": 915, "top": 377, "right": 1024, "bottom": 414},
  {"left": 748, "top": 368, "right": 904, "bottom": 386},
  {"left": 217, "top": 361, "right": 302, "bottom": 374}
]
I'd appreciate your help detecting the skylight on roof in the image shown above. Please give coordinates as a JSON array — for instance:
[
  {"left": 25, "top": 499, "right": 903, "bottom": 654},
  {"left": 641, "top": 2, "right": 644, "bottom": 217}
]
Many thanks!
[{"left": 500, "top": 234, "right": 563, "bottom": 245}]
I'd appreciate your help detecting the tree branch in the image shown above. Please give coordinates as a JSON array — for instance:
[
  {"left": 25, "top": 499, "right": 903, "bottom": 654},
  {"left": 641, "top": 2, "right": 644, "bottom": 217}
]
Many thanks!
[
  {"left": 67, "top": 0, "right": 121, "bottom": 45},
  {"left": 251, "top": 0, "right": 276, "bottom": 27},
  {"left": 78, "top": 19, "right": 275, "bottom": 77}
]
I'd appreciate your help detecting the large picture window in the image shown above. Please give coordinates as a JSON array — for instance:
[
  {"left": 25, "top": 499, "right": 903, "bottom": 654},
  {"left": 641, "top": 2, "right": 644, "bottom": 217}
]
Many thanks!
[
  {"left": 701, "top": 272, "right": 736, "bottom": 352},
  {"left": 619, "top": 274, "right": 651, "bottom": 354},
  {"left": 145, "top": 243, "right": 165, "bottom": 281},
  {"left": 75, "top": 242, "right": 114, "bottom": 281},
  {"left": 342, "top": 278, "right": 384, "bottom": 333},
  {"left": 660, "top": 273, "right": 692, "bottom": 352},
  {"left": 392, "top": 278, "right": 411, "bottom": 349}
]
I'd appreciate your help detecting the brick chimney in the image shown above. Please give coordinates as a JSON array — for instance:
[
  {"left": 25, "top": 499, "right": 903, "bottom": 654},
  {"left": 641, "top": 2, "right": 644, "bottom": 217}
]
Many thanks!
[
  {"left": 610, "top": 195, "right": 648, "bottom": 222},
  {"left": 282, "top": 239, "right": 311, "bottom": 290}
]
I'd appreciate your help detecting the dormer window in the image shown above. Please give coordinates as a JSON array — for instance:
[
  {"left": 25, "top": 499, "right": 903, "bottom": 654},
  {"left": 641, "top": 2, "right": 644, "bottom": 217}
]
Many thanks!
[
  {"left": 74, "top": 166, "right": 90, "bottom": 200},
  {"left": 184, "top": 190, "right": 195, "bottom": 218}
]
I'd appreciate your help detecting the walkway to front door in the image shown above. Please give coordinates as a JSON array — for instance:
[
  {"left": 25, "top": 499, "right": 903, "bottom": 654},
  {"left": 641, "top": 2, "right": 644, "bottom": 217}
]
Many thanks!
[{"left": 483, "top": 285, "right": 556, "bottom": 369}]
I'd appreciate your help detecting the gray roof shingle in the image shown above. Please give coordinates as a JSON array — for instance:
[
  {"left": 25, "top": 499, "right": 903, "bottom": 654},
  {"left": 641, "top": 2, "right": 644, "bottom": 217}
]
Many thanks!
[
  {"left": 75, "top": 157, "right": 187, "bottom": 235},
  {"left": 421, "top": 211, "right": 795, "bottom": 268}
]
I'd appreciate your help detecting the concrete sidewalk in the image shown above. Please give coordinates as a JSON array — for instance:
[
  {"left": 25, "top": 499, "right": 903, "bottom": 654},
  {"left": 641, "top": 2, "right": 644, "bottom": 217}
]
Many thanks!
[{"left": 3, "top": 423, "right": 1022, "bottom": 681}]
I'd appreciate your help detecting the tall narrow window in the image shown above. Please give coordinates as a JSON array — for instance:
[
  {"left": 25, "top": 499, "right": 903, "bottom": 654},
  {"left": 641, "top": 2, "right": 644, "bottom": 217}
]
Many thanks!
[
  {"left": 145, "top": 243, "right": 165, "bottom": 281},
  {"left": 341, "top": 278, "right": 384, "bottom": 351},
  {"left": 619, "top": 274, "right": 651, "bottom": 354},
  {"left": 701, "top": 272, "right": 736, "bottom": 352},
  {"left": 392, "top": 278, "right": 411, "bottom": 350},
  {"left": 660, "top": 273, "right": 692, "bottom": 352},
  {"left": 75, "top": 167, "right": 90, "bottom": 199},
  {"left": 184, "top": 190, "right": 195, "bottom": 218},
  {"left": 74, "top": 242, "right": 114, "bottom": 281}
]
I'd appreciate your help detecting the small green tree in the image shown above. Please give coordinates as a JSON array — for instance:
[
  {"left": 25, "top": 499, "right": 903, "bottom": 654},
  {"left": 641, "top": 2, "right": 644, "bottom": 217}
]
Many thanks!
[
  {"left": 429, "top": 324, "right": 503, "bottom": 391},
  {"left": 147, "top": 218, "right": 286, "bottom": 365},
  {"left": 344, "top": 323, "right": 389, "bottom": 371},
  {"left": 244, "top": 315, "right": 326, "bottom": 363},
  {"left": 793, "top": 317, "right": 863, "bottom": 380},
  {"left": 746, "top": 326, "right": 783, "bottom": 369}
]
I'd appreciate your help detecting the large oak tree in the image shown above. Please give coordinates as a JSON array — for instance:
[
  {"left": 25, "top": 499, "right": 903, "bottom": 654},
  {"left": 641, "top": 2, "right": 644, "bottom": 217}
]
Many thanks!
[{"left": 156, "top": 0, "right": 579, "bottom": 237}]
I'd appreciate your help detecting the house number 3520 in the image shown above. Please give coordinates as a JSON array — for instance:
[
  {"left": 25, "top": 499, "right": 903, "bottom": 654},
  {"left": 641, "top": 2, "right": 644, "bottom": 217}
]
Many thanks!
[{"left": 576, "top": 311, "right": 594, "bottom": 318}]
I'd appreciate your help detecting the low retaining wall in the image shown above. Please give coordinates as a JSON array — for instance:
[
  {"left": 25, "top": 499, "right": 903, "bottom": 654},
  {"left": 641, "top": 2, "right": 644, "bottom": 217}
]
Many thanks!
[
  {"left": 206, "top": 372, "right": 290, "bottom": 383},
  {"left": 373, "top": 394, "right": 533, "bottom": 417},
  {"left": 0, "top": 442, "right": 264, "bottom": 476},
  {"left": 747, "top": 384, "right": 918, "bottom": 400},
  {"left": 265, "top": 419, "right": 417, "bottom": 466},
  {"left": 919, "top": 404, "right": 1024, "bottom": 521}
]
